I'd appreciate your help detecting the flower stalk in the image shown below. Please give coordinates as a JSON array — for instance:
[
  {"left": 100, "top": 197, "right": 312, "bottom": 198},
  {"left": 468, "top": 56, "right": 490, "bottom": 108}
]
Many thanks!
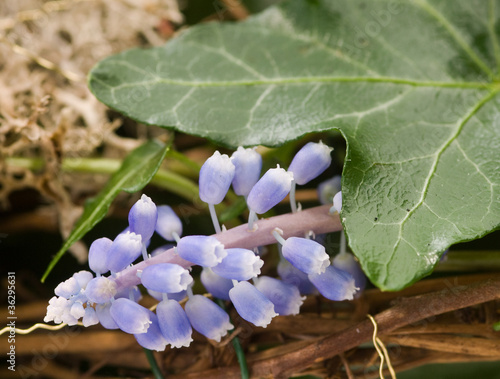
[{"left": 112, "top": 204, "right": 341, "bottom": 293}]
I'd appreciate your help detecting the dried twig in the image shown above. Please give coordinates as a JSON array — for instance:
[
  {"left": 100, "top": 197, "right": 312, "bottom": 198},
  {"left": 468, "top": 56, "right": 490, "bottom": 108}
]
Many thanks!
[{"left": 165, "top": 276, "right": 500, "bottom": 378}]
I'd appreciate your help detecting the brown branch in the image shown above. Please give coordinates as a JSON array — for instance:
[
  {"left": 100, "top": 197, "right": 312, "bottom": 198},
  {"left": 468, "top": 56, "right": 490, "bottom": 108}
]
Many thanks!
[
  {"left": 387, "top": 323, "right": 497, "bottom": 338},
  {"left": 383, "top": 334, "right": 500, "bottom": 357},
  {"left": 168, "top": 276, "right": 500, "bottom": 378}
]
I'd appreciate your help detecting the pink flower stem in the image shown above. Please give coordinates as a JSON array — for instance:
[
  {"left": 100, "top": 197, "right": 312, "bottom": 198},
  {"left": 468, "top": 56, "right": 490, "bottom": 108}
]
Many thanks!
[{"left": 113, "top": 204, "right": 342, "bottom": 293}]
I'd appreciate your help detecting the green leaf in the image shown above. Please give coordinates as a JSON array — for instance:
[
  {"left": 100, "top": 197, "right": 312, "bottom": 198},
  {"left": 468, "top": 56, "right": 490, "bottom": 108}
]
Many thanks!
[
  {"left": 41, "top": 140, "right": 169, "bottom": 282},
  {"left": 88, "top": 0, "right": 500, "bottom": 290}
]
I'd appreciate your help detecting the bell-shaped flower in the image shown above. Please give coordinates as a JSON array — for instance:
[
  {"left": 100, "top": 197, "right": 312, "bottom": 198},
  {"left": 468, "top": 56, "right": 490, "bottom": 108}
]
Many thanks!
[
  {"left": 120, "top": 226, "right": 150, "bottom": 248},
  {"left": 277, "top": 258, "right": 317, "bottom": 295},
  {"left": 72, "top": 270, "right": 94, "bottom": 289},
  {"left": 54, "top": 277, "right": 81, "bottom": 299},
  {"left": 85, "top": 276, "right": 117, "bottom": 304},
  {"left": 150, "top": 244, "right": 174, "bottom": 256},
  {"left": 167, "top": 290, "right": 187, "bottom": 302},
  {"left": 134, "top": 310, "right": 168, "bottom": 352},
  {"left": 115, "top": 286, "right": 142, "bottom": 304},
  {"left": 331, "top": 191, "right": 342, "bottom": 214},
  {"left": 106, "top": 231, "right": 142, "bottom": 273},
  {"left": 70, "top": 302, "right": 86, "bottom": 319},
  {"left": 212, "top": 248, "right": 263, "bottom": 281},
  {"left": 82, "top": 306, "right": 99, "bottom": 327},
  {"left": 110, "top": 298, "right": 151, "bottom": 334},
  {"left": 317, "top": 175, "right": 341, "bottom": 205},
  {"left": 200, "top": 267, "right": 233, "bottom": 301},
  {"left": 199, "top": 151, "right": 235, "bottom": 205},
  {"left": 282, "top": 237, "right": 330, "bottom": 275},
  {"left": 44, "top": 296, "right": 70, "bottom": 324},
  {"left": 230, "top": 147, "right": 262, "bottom": 197},
  {"left": 148, "top": 288, "right": 187, "bottom": 302},
  {"left": 288, "top": 141, "right": 333, "bottom": 185},
  {"left": 247, "top": 166, "right": 294, "bottom": 214},
  {"left": 157, "top": 299, "right": 193, "bottom": 348},
  {"left": 184, "top": 295, "right": 232, "bottom": 342},
  {"left": 176, "top": 235, "right": 226, "bottom": 267},
  {"left": 333, "top": 252, "right": 366, "bottom": 292},
  {"left": 95, "top": 302, "right": 119, "bottom": 329},
  {"left": 128, "top": 194, "right": 158, "bottom": 242},
  {"left": 308, "top": 265, "right": 358, "bottom": 301},
  {"left": 140, "top": 263, "right": 193, "bottom": 294},
  {"left": 89, "top": 237, "right": 113, "bottom": 275},
  {"left": 155, "top": 205, "right": 183, "bottom": 241},
  {"left": 61, "top": 306, "right": 80, "bottom": 326},
  {"left": 229, "top": 281, "right": 277, "bottom": 328},
  {"left": 254, "top": 276, "right": 305, "bottom": 315}
]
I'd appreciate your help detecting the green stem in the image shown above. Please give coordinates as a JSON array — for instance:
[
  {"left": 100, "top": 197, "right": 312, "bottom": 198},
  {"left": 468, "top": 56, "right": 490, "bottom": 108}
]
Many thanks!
[
  {"left": 216, "top": 299, "right": 249, "bottom": 379},
  {"left": 166, "top": 149, "right": 201, "bottom": 174},
  {"left": 150, "top": 166, "right": 199, "bottom": 201},
  {"left": 5, "top": 157, "right": 199, "bottom": 202},
  {"left": 143, "top": 348, "right": 165, "bottom": 379}
]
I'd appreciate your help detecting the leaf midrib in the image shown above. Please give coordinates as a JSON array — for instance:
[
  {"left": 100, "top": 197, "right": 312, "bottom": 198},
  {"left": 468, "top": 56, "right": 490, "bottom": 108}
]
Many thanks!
[{"left": 92, "top": 68, "right": 491, "bottom": 91}]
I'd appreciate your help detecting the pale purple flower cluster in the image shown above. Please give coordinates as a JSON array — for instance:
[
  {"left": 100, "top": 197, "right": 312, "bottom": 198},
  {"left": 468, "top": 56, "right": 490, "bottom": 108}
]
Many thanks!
[{"left": 45, "top": 142, "right": 366, "bottom": 351}]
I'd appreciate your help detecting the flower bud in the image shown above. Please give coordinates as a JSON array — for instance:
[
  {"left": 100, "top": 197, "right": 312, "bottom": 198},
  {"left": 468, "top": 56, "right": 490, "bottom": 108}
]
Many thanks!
[
  {"left": 288, "top": 141, "right": 332, "bottom": 185},
  {"left": 231, "top": 147, "right": 262, "bottom": 196},
  {"left": 95, "top": 303, "right": 119, "bottom": 329},
  {"left": 317, "top": 175, "right": 341, "bottom": 205},
  {"left": 85, "top": 276, "right": 117, "bottom": 304},
  {"left": 308, "top": 266, "right": 358, "bottom": 301},
  {"left": 155, "top": 205, "right": 183, "bottom": 241},
  {"left": 199, "top": 151, "right": 235, "bottom": 204},
  {"left": 89, "top": 237, "right": 113, "bottom": 275},
  {"left": 333, "top": 253, "right": 366, "bottom": 292},
  {"left": 282, "top": 237, "right": 330, "bottom": 275},
  {"left": 82, "top": 306, "right": 99, "bottom": 327},
  {"left": 110, "top": 298, "right": 151, "bottom": 334},
  {"left": 140, "top": 263, "right": 193, "bottom": 294},
  {"left": 54, "top": 277, "right": 81, "bottom": 299},
  {"left": 229, "top": 281, "right": 277, "bottom": 328},
  {"left": 106, "top": 231, "right": 142, "bottom": 273},
  {"left": 176, "top": 235, "right": 226, "bottom": 267},
  {"left": 115, "top": 286, "right": 142, "bottom": 302},
  {"left": 254, "top": 276, "right": 305, "bottom": 315},
  {"left": 200, "top": 267, "right": 234, "bottom": 301},
  {"left": 148, "top": 288, "right": 187, "bottom": 302},
  {"left": 247, "top": 166, "right": 293, "bottom": 214},
  {"left": 212, "top": 248, "right": 263, "bottom": 281},
  {"left": 157, "top": 299, "right": 193, "bottom": 348},
  {"left": 72, "top": 270, "right": 94, "bottom": 289},
  {"left": 150, "top": 244, "right": 175, "bottom": 257},
  {"left": 277, "top": 259, "right": 318, "bottom": 295},
  {"left": 70, "top": 302, "right": 85, "bottom": 319},
  {"left": 332, "top": 191, "right": 342, "bottom": 213},
  {"left": 128, "top": 194, "right": 158, "bottom": 242},
  {"left": 185, "top": 295, "right": 232, "bottom": 342},
  {"left": 44, "top": 296, "right": 70, "bottom": 324}
]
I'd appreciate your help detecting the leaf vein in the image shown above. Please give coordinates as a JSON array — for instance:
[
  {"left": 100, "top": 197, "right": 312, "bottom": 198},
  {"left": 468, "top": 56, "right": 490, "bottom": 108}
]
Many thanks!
[
  {"left": 388, "top": 89, "right": 498, "bottom": 269},
  {"left": 414, "top": 0, "right": 494, "bottom": 78}
]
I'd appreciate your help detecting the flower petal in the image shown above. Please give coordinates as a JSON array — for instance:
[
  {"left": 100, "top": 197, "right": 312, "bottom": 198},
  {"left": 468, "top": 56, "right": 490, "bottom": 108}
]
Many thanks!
[
  {"left": 157, "top": 299, "right": 193, "bottom": 348},
  {"left": 185, "top": 295, "right": 232, "bottom": 342},
  {"left": 110, "top": 298, "right": 151, "bottom": 334},
  {"left": 229, "top": 281, "right": 277, "bottom": 328},
  {"left": 288, "top": 141, "right": 332, "bottom": 185},
  {"left": 199, "top": 151, "right": 235, "bottom": 205},
  {"left": 247, "top": 166, "right": 293, "bottom": 214}
]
